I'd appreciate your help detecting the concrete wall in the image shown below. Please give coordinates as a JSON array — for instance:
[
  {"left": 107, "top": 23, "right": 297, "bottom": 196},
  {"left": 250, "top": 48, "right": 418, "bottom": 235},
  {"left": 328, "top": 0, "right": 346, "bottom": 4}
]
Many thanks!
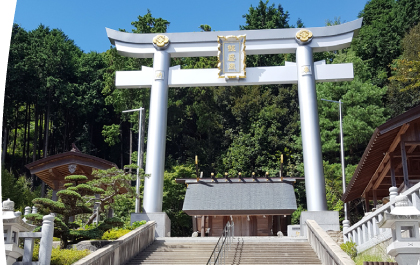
[
  {"left": 73, "top": 221, "right": 156, "bottom": 265},
  {"left": 306, "top": 219, "right": 355, "bottom": 265}
]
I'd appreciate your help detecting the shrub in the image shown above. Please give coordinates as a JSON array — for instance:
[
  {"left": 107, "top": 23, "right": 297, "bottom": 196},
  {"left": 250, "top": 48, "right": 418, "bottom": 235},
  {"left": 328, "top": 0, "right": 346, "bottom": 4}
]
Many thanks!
[
  {"left": 101, "top": 220, "right": 147, "bottom": 240},
  {"left": 101, "top": 229, "right": 131, "bottom": 240},
  {"left": 50, "top": 247, "right": 91, "bottom": 265},
  {"left": 340, "top": 240, "right": 357, "bottom": 260},
  {"left": 32, "top": 244, "right": 90, "bottom": 265},
  {"left": 129, "top": 220, "right": 147, "bottom": 230}
]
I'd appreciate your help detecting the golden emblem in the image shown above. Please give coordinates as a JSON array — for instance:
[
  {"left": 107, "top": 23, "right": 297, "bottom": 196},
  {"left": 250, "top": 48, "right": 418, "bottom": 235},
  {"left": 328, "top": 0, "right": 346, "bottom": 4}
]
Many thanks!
[
  {"left": 296, "top": 29, "right": 313, "bottom": 42},
  {"left": 303, "top": 66, "right": 310, "bottom": 73},
  {"left": 153, "top": 35, "right": 169, "bottom": 47}
]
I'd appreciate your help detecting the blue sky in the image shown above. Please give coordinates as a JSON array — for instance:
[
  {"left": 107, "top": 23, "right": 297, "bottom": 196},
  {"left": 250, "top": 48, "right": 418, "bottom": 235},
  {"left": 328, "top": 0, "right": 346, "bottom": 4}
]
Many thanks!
[{"left": 13, "top": 0, "right": 368, "bottom": 53}]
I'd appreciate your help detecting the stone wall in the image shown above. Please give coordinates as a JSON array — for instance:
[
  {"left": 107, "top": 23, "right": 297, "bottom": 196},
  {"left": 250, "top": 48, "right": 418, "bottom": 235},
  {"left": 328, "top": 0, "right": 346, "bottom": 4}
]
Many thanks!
[{"left": 72, "top": 221, "right": 155, "bottom": 265}]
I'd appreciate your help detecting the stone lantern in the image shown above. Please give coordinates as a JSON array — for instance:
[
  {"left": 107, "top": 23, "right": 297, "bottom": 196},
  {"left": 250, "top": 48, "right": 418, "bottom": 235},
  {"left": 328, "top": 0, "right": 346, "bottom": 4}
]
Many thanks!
[
  {"left": 378, "top": 194, "right": 420, "bottom": 265},
  {"left": 2, "top": 199, "right": 36, "bottom": 265}
]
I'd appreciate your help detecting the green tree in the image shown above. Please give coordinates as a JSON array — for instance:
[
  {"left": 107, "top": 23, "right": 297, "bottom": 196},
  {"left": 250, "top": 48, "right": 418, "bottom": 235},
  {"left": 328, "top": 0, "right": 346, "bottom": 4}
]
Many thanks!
[
  {"left": 241, "top": 0, "right": 291, "bottom": 67},
  {"left": 353, "top": 0, "right": 398, "bottom": 84},
  {"left": 84, "top": 166, "right": 138, "bottom": 225},
  {"left": 316, "top": 49, "right": 388, "bottom": 165},
  {"left": 240, "top": 0, "right": 290, "bottom": 30},
  {"left": 27, "top": 175, "right": 104, "bottom": 248},
  {"left": 387, "top": 23, "right": 420, "bottom": 117},
  {"left": 354, "top": 0, "right": 420, "bottom": 86},
  {"left": 1, "top": 169, "right": 40, "bottom": 212},
  {"left": 163, "top": 165, "right": 195, "bottom": 237}
]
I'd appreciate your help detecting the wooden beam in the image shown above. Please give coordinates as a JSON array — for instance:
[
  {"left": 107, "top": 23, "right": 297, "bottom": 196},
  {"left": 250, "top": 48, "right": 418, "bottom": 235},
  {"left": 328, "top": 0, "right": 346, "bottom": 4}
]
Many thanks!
[
  {"left": 404, "top": 141, "right": 420, "bottom": 146},
  {"left": 201, "top": 216, "right": 205, "bottom": 237},
  {"left": 362, "top": 123, "right": 409, "bottom": 198},
  {"left": 401, "top": 140, "right": 410, "bottom": 188},
  {"left": 408, "top": 145, "right": 419, "bottom": 153},
  {"left": 48, "top": 168, "right": 60, "bottom": 179},
  {"left": 364, "top": 193, "right": 370, "bottom": 213},
  {"left": 373, "top": 189, "right": 377, "bottom": 208},
  {"left": 390, "top": 156, "right": 396, "bottom": 187},
  {"left": 78, "top": 164, "right": 93, "bottom": 177},
  {"left": 192, "top": 216, "right": 197, "bottom": 233},
  {"left": 389, "top": 124, "right": 410, "bottom": 152},
  {"left": 373, "top": 161, "right": 391, "bottom": 190}
]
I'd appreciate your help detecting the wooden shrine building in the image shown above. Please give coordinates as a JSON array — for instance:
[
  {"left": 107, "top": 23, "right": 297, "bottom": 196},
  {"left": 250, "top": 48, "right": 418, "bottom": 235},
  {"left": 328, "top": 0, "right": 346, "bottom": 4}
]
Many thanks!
[
  {"left": 342, "top": 105, "right": 420, "bottom": 211},
  {"left": 25, "top": 144, "right": 117, "bottom": 201},
  {"left": 177, "top": 175, "right": 298, "bottom": 237}
]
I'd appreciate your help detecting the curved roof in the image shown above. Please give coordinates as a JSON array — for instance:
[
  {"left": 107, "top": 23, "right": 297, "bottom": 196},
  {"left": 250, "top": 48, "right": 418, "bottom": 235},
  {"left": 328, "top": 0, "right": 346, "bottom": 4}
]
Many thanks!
[
  {"left": 342, "top": 105, "right": 420, "bottom": 202},
  {"left": 25, "top": 145, "right": 117, "bottom": 190}
]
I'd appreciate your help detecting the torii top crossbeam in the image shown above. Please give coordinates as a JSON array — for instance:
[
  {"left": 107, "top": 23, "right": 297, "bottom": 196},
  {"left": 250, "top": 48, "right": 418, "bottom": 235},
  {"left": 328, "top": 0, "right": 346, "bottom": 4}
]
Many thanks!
[
  {"left": 106, "top": 18, "right": 362, "bottom": 58},
  {"left": 106, "top": 19, "right": 362, "bottom": 215}
]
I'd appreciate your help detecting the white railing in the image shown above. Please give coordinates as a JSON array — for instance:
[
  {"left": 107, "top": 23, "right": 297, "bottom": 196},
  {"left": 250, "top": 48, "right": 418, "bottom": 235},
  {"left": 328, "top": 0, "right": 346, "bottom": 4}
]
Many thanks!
[
  {"left": 343, "top": 182, "right": 420, "bottom": 252},
  {"left": 307, "top": 220, "right": 355, "bottom": 265},
  {"left": 207, "top": 221, "right": 235, "bottom": 265}
]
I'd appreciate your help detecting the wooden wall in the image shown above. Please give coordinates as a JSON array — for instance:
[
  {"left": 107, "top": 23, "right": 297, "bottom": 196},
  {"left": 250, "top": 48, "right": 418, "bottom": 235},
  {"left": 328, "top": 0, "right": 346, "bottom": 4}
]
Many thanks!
[{"left": 192, "top": 215, "right": 290, "bottom": 237}]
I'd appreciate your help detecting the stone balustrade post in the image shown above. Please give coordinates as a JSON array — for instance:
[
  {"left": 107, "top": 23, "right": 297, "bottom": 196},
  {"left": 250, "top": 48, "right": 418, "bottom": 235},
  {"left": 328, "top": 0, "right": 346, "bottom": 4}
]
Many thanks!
[
  {"left": 38, "top": 214, "right": 55, "bottom": 265},
  {"left": 31, "top": 206, "right": 37, "bottom": 214},
  {"left": 412, "top": 191, "right": 420, "bottom": 211},
  {"left": 367, "top": 220, "right": 373, "bottom": 239},
  {"left": 357, "top": 226, "right": 363, "bottom": 245},
  {"left": 362, "top": 223, "right": 368, "bottom": 243},
  {"left": 389, "top": 187, "right": 398, "bottom": 210},
  {"left": 352, "top": 230, "right": 356, "bottom": 245},
  {"left": 342, "top": 220, "right": 350, "bottom": 242},
  {"left": 373, "top": 216, "right": 379, "bottom": 236}
]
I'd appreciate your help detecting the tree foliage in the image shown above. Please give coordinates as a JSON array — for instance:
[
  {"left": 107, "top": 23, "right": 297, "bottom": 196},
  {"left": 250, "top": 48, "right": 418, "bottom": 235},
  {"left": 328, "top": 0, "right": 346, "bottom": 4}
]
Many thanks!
[
  {"left": 6, "top": 0, "right": 420, "bottom": 234},
  {"left": 27, "top": 175, "right": 104, "bottom": 248},
  {"left": 389, "top": 23, "right": 420, "bottom": 91}
]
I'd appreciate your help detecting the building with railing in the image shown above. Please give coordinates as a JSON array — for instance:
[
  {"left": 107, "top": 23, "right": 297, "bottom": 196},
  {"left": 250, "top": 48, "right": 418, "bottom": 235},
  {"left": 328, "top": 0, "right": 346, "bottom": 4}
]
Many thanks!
[{"left": 342, "top": 105, "right": 420, "bottom": 253}]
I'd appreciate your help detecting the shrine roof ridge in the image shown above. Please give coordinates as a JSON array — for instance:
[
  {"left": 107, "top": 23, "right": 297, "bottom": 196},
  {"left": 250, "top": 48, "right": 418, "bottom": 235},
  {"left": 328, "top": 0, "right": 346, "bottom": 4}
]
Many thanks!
[{"left": 106, "top": 18, "right": 362, "bottom": 46}]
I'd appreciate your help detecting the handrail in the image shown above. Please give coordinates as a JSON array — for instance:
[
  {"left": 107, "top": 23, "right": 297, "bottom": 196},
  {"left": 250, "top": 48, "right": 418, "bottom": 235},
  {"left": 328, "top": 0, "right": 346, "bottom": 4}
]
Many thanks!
[
  {"left": 307, "top": 219, "right": 356, "bottom": 265},
  {"left": 206, "top": 220, "right": 234, "bottom": 265},
  {"left": 343, "top": 181, "right": 420, "bottom": 252}
]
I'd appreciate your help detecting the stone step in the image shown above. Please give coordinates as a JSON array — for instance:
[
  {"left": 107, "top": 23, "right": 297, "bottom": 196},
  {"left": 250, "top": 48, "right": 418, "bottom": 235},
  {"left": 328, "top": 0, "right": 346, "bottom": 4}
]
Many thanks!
[{"left": 125, "top": 237, "right": 322, "bottom": 265}]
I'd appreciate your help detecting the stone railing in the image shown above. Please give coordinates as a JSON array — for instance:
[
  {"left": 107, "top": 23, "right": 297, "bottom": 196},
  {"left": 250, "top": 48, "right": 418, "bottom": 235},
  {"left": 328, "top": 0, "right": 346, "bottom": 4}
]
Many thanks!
[
  {"left": 73, "top": 221, "right": 156, "bottom": 265},
  {"left": 306, "top": 219, "right": 355, "bottom": 265},
  {"left": 343, "top": 182, "right": 420, "bottom": 253}
]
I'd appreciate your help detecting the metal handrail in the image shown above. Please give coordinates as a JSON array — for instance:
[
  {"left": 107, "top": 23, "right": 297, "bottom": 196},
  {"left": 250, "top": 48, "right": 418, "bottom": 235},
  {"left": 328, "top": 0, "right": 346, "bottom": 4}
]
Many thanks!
[{"left": 206, "top": 221, "right": 234, "bottom": 265}]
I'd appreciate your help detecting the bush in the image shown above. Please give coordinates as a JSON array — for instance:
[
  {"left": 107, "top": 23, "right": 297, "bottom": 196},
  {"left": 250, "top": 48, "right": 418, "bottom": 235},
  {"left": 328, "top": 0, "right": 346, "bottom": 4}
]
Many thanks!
[
  {"left": 101, "top": 220, "right": 147, "bottom": 240},
  {"left": 340, "top": 240, "right": 357, "bottom": 260},
  {"left": 129, "top": 220, "right": 146, "bottom": 230},
  {"left": 101, "top": 229, "right": 132, "bottom": 240},
  {"left": 32, "top": 244, "right": 91, "bottom": 265},
  {"left": 50, "top": 247, "right": 91, "bottom": 265}
]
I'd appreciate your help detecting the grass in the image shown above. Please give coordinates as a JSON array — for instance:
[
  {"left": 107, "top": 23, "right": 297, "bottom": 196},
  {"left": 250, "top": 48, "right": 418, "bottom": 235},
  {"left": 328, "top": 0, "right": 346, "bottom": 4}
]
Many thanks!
[{"left": 354, "top": 252, "right": 395, "bottom": 265}]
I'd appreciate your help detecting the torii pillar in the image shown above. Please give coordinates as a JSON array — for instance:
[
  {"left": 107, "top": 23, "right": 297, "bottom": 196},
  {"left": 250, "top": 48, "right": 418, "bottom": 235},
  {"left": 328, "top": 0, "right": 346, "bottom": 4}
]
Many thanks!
[{"left": 106, "top": 19, "right": 362, "bottom": 236}]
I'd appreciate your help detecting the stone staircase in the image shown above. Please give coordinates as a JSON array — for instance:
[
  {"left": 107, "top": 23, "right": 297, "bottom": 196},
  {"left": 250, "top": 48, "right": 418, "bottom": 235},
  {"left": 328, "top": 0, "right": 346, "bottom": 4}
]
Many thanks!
[{"left": 125, "top": 237, "right": 322, "bottom": 265}]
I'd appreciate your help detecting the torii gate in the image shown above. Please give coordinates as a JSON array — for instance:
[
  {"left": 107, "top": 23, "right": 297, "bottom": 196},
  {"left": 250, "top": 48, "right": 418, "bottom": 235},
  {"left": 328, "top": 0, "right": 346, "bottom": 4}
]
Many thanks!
[{"left": 106, "top": 19, "right": 362, "bottom": 225}]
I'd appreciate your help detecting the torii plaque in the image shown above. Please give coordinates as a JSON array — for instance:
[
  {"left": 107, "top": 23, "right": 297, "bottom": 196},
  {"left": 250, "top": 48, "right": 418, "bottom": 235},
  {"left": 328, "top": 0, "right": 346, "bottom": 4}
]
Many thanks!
[{"left": 106, "top": 19, "right": 362, "bottom": 217}]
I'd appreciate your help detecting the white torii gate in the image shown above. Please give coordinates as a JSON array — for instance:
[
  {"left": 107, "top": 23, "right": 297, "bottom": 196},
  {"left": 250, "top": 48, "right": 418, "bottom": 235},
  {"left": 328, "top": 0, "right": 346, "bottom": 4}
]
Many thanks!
[{"left": 106, "top": 19, "right": 362, "bottom": 233}]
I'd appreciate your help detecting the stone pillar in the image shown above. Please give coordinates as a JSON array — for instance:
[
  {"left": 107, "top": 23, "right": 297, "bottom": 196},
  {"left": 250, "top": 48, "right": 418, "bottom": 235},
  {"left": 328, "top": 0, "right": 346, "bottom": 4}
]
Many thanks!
[
  {"left": 390, "top": 186, "right": 398, "bottom": 210},
  {"left": 38, "top": 214, "right": 55, "bottom": 265},
  {"left": 295, "top": 31, "right": 327, "bottom": 211},
  {"left": 143, "top": 42, "right": 170, "bottom": 213},
  {"left": 31, "top": 206, "right": 37, "bottom": 214},
  {"left": 52, "top": 190, "right": 58, "bottom": 201},
  {"left": 342, "top": 220, "right": 350, "bottom": 242},
  {"left": 24, "top": 206, "right": 31, "bottom": 216}
]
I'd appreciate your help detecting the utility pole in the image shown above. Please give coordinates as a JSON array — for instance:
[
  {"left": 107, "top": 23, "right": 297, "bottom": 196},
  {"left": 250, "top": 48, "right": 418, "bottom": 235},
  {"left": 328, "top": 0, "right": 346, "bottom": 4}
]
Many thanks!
[
  {"left": 122, "top": 108, "right": 145, "bottom": 213},
  {"left": 321, "top": 99, "right": 348, "bottom": 223}
]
